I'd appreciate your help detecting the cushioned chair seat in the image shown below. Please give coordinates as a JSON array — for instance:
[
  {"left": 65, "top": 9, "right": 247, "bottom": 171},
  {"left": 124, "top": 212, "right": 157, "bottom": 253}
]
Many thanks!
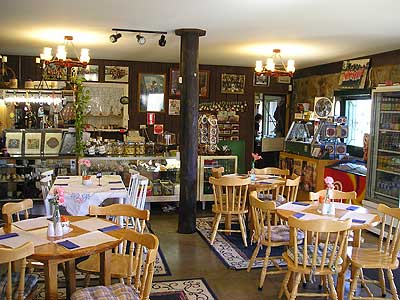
[
  {"left": 287, "top": 244, "right": 343, "bottom": 266},
  {"left": 72, "top": 283, "right": 139, "bottom": 300},
  {"left": 263, "top": 224, "right": 304, "bottom": 242},
  {"left": 0, "top": 272, "right": 39, "bottom": 299}
]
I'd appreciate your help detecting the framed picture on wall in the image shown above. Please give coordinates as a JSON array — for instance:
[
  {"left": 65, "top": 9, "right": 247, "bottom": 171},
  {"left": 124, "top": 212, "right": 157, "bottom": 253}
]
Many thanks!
[
  {"left": 221, "top": 73, "right": 245, "bottom": 94},
  {"left": 138, "top": 73, "right": 166, "bottom": 112},
  {"left": 43, "top": 130, "right": 63, "bottom": 155},
  {"left": 71, "top": 65, "right": 99, "bottom": 82},
  {"left": 169, "top": 68, "right": 210, "bottom": 99},
  {"left": 105, "top": 66, "right": 129, "bottom": 83},
  {"left": 24, "top": 131, "right": 42, "bottom": 155},
  {"left": 59, "top": 132, "right": 76, "bottom": 155},
  {"left": 5, "top": 130, "right": 23, "bottom": 156},
  {"left": 253, "top": 73, "right": 270, "bottom": 86},
  {"left": 338, "top": 58, "right": 370, "bottom": 89},
  {"left": 168, "top": 99, "right": 180, "bottom": 115}
]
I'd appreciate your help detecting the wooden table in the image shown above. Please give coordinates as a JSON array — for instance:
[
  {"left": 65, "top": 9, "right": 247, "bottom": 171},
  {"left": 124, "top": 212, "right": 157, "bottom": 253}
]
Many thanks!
[
  {"left": 2, "top": 216, "right": 123, "bottom": 300},
  {"left": 276, "top": 202, "right": 381, "bottom": 300}
]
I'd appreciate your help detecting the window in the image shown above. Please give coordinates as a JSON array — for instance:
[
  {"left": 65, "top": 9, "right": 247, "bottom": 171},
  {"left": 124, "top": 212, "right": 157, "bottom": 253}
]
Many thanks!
[
  {"left": 263, "top": 98, "right": 278, "bottom": 136},
  {"left": 345, "top": 99, "right": 372, "bottom": 147}
]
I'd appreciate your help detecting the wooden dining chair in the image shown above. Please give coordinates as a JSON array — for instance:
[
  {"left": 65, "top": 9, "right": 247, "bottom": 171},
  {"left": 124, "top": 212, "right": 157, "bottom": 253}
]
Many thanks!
[
  {"left": 2, "top": 199, "right": 33, "bottom": 224},
  {"left": 284, "top": 174, "right": 300, "bottom": 203},
  {"left": 209, "top": 176, "right": 250, "bottom": 247},
  {"left": 345, "top": 204, "right": 399, "bottom": 300},
  {"left": 247, "top": 191, "right": 304, "bottom": 289},
  {"left": 76, "top": 204, "right": 150, "bottom": 286},
  {"left": 211, "top": 167, "right": 224, "bottom": 178},
  {"left": 254, "top": 167, "right": 290, "bottom": 179},
  {"left": 72, "top": 229, "right": 159, "bottom": 300},
  {"left": 309, "top": 189, "right": 357, "bottom": 204},
  {"left": 0, "top": 242, "right": 39, "bottom": 300},
  {"left": 279, "top": 217, "right": 351, "bottom": 300}
]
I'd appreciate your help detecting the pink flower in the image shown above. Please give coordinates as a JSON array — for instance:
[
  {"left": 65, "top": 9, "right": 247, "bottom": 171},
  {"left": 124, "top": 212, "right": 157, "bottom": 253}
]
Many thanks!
[
  {"left": 324, "top": 176, "right": 335, "bottom": 189},
  {"left": 56, "top": 187, "right": 64, "bottom": 196},
  {"left": 58, "top": 194, "right": 64, "bottom": 204},
  {"left": 252, "top": 153, "right": 262, "bottom": 161}
]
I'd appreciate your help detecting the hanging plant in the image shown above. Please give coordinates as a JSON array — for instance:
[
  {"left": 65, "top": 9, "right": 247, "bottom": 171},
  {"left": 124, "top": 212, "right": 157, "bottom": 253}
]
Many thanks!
[{"left": 71, "top": 76, "right": 90, "bottom": 156}]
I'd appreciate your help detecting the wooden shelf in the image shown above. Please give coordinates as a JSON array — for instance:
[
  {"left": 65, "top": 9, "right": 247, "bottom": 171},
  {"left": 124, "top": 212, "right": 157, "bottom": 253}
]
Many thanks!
[
  {"left": 378, "top": 149, "right": 400, "bottom": 155},
  {"left": 375, "top": 191, "right": 398, "bottom": 201},
  {"left": 377, "top": 168, "right": 400, "bottom": 176},
  {"left": 379, "top": 129, "right": 400, "bottom": 133},
  {"left": 380, "top": 110, "right": 400, "bottom": 114}
]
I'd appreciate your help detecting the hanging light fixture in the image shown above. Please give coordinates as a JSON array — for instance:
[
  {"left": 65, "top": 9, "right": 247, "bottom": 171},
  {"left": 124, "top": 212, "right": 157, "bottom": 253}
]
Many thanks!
[
  {"left": 39, "top": 36, "right": 90, "bottom": 68},
  {"left": 255, "top": 49, "right": 295, "bottom": 77}
]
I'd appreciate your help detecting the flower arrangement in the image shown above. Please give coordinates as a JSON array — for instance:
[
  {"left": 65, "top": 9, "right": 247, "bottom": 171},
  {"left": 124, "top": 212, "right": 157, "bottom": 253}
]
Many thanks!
[
  {"left": 78, "top": 159, "right": 92, "bottom": 185},
  {"left": 251, "top": 153, "right": 262, "bottom": 168},
  {"left": 49, "top": 187, "right": 64, "bottom": 223}
]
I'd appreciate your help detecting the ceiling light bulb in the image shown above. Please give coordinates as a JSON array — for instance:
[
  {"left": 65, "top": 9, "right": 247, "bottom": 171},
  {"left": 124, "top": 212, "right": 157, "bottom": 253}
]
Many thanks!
[
  {"left": 136, "top": 34, "right": 146, "bottom": 45},
  {"left": 287, "top": 59, "right": 295, "bottom": 73},
  {"left": 266, "top": 58, "right": 275, "bottom": 71},
  {"left": 56, "top": 45, "right": 66, "bottom": 60},
  {"left": 80, "top": 48, "right": 90, "bottom": 63},
  {"left": 109, "top": 33, "right": 122, "bottom": 43},
  {"left": 158, "top": 34, "right": 166, "bottom": 47},
  {"left": 255, "top": 60, "right": 263, "bottom": 73},
  {"left": 1, "top": 56, "right": 7, "bottom": 63}
]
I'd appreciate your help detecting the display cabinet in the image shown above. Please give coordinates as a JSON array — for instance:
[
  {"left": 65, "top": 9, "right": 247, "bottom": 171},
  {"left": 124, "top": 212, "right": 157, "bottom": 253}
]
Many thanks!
[
  {"left": 197, "top": 155, "right": 238, "bottom": 209},
  {"left": 367, "top": 86, "right": 400, "bottom": 207},
  {"left": 83, "top": 156, "right": 180, "bottom": 203},
  {"left": 0, "top": 155, "right": 76, "bottom": 203}
]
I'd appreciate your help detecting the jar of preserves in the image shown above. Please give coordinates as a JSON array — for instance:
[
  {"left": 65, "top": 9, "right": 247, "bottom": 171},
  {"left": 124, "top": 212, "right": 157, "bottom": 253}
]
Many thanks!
[
  {"left": 124, "top": 142, "right": 136, "bottom": 155},
  {"left": 145, "top": 142, "right": 155, "bottom": 155},
  {"left": 136, "top": 142, "right": 145, "bottom": 155},
  {"left": 113, "top": 141, "right": 125, "bottom": 156}
]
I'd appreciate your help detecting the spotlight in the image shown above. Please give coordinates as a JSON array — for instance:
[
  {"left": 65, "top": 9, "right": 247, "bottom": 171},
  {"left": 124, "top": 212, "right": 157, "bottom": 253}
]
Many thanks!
[
  {"left": 136, "top": 34, "right": 146, "bottom": 45},
  {"left": 109, "top": 33, "right": 122, "bottom": 43},
  {"left": 158, "top": 34, "right": 166, "bottom": 47}
]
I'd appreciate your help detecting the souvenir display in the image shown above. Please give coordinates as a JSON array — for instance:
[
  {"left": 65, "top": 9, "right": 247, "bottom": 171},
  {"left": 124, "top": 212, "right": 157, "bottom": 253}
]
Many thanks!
[
  {"left": 5, "top": 130, "right": 23, "bottom": 156},
  {"left": 43, "top": 131, "right": 63, "bottom": 155},
  {"left": 198, "top": 114, "right": 219, "bottom": 155},
  {"left": 24, "top": 131, "right": 42, "bottom": 155}
]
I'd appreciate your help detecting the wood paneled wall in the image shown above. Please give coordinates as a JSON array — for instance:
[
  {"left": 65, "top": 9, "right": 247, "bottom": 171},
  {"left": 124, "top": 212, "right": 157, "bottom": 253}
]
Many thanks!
[{"left": 2, "top": 54, "right": 290, "bottom": 168}]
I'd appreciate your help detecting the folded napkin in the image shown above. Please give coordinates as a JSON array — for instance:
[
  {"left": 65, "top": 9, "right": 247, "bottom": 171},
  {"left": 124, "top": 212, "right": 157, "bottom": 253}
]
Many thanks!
[
  {"left": 57, "top": 240, "right": 80, "bottom": 250},
  {"left": 0, "top": 233, "right": 19, "bottom": 240},
  {"left": 108, "top": 181, "right": 123, "bottom": 184},
  {"left": 292, "top": 202, "right": 309, "bottom": 206},
  {"left": 98, "top": 225, "right": 121, "bottom": 233},
  {"left": 293, "top": 213, "right": 305, "bottom": 219},
  {"left": 54, "top": 183, "right": 69, "bottom": 186},
  {"left": 110, "top": 187, "right": 125, "bottom": 190},
  {"left": 352, "top": 219, "right": 366, "bottom": 224},
  {"left": 57, "top": 176, "right": 70, "bottom": 179},
  {"left": 346, "top": 205, "right": 360, "bottom": 211}
]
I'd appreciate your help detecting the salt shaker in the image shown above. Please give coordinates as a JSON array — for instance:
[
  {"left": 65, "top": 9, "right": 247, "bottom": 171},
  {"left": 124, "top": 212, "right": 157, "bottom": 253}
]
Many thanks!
[
  {"left": 47, "top": 223, "right": 55, "bottom": 237},
  {"left": 55, "top": 222, "right": 63, "bottom": 237}
]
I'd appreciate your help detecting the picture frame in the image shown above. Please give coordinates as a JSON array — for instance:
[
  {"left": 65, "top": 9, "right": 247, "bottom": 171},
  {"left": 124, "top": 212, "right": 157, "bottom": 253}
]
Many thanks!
[
  {"left": 44, "top": 64, "right": 67, "bottom": 81},
  {"left": 338, "top": 58, "right": 370, "bottom": 89},
  {"left": 138, "top": 73, "right": 166, "bottom": 112},
  {"left": 5, "top": 130, "right": 23, "bottom": 156},
  {"left": 59, "top": 132, "right": 76, "bottom": 155},
  {"left": 221, "top": 73, "right": 245, "bottom": 94},
  {"left": 253, "top": 73, "right": 270, "bottom": 86},
  {"left": 71, "top": 65, "right": 99, "bottom": 82},
  {"left": 168, "top": 99, "right": 180, "bottom": 115},
  {"left": 43, "top": 130, "right": 63, "bottom": 155},
  {"left": 105, "top": 66, "right": 129, "bottom": 83},
  {"left": 169, "top": 68, "right": 210, "bottom": 99},
  {"left": 24, "top": 130, "right": 42, "bottom": 155}
]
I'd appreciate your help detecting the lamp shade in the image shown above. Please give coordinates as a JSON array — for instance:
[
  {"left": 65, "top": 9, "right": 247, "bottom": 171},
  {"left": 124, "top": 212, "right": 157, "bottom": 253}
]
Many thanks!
[
  {"left": 79, "top": 48, "right": 90, "bottom": 63},
  {"left": 56, "top": 45, "right": 67, "bottom": 60},
  {"left": 266, "top": 58, "right": 275, "bottom": 71},
  {"left": 255, "top": 60, "right": 263, "bottom": 73},
  {"left": 287, "top": 59, "right": 295, "bottom": 73}
]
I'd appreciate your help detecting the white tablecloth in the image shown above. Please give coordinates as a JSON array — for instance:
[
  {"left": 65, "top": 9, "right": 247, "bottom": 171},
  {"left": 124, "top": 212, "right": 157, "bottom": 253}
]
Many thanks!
[{"left": 46, "top": 175, "right": 128, "bottom": 216}]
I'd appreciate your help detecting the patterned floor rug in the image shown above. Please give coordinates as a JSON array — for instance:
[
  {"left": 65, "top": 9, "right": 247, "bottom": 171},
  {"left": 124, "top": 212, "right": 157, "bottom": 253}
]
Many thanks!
[
  {"left": 35, "top": 277, "right": 217, "bottom": 300},
  {"left": 196, "top": 217, "right": 286, "bottom": 270}
]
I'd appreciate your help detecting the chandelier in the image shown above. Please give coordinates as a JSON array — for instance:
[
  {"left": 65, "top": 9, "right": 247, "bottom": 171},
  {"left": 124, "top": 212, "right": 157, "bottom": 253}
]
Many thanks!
[
  {"left": 39, "top": 36, "right": 90, "bottom": 68},
  {"left": 255, "top": 49, "right": 295, "bottom": 77}
]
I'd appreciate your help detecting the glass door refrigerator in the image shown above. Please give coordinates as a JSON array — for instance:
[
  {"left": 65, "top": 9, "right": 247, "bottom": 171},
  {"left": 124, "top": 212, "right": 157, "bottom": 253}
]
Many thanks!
[{"left": 367, "top": 86, "right": 400, "bottom": 208}]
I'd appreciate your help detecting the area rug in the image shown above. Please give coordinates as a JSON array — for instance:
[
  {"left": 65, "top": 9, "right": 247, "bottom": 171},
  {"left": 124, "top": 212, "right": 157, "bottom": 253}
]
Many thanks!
[
  {"left": 196, "top": 217, "right": 285, "bottom": 270},
  {"left": 35, "top": 277, "right": 217, "bottom": 300}
]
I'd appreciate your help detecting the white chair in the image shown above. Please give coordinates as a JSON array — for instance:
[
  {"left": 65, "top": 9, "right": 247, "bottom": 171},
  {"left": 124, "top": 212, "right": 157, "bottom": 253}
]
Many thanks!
[
  {"left": 40, "top": 169, "right": 54, "bottom": 179},
  {"left": 127, "top": 169, "right": 140, "bottom": 199},
  {"left": 127, "top": 175, "right": 149, "bottom": 231},
  {"left": 40, "top": 176, "right": 52, "bottom": 216}
]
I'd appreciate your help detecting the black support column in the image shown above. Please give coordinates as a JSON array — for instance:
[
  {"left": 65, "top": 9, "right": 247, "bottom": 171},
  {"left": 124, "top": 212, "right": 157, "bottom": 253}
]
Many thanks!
[{"left": 175, "top": 28, "right": 206, "bottom": 233}]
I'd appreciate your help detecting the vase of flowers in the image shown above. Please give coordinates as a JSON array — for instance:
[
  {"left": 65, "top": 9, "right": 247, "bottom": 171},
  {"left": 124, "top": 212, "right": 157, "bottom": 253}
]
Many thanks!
[
  {"left": 48, "top": 187, "right": 65, "bottom": 237},
  {"left": 79, "top": 159, "right": 92, "bottom": 185},
  {"left": 250, "top": 153, "right": 262, "bottom": 183},
  {"left": 319, "top": 176, "right": 335, "bottom": 215}
]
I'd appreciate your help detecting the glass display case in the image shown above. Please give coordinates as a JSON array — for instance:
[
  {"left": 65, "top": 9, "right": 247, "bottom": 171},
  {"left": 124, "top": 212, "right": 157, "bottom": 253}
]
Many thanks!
[
  {"left": 367, "top": 86, "right": 400, "bottom": 207},
  {"left": 284, "top": 121, "right": 316, "bottom": 156},
  {"left": 197, "top": 155, "right": 238, "bottom": 209}
]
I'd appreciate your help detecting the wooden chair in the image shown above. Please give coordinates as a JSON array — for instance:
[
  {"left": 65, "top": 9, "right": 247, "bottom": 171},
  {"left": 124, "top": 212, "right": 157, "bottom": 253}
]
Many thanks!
[
  {"left": 284, "top": 175, "right": 300, "bottom": 203},
  {"left": 279, "top": 217, "right": 351, "bottom": 300},
  {"left": 2, "top": 199, "right": 33, "bottom": 224},
  {"left": 76, "top": 204, "right": 150, "bottom": 286},
  {"left": 309, "top": 189, "right": 357, "bottom": 204},
  {"left": 209, "top": 176, "right": 250, "bottom": 247},
  {"left": 254, "top": 167, "right": 290, "bottom": 179},
  {"left": 211, "top": 167, "right": 224, "bottom": 178},
  {"left": 345, "top": 204, "right": 399, "bottom": 300},
  {"left": 247, "top": 191, "right": 304, "bottom": 289},
  {"left": 0, "top": 242, "right": 39, "bottom": 300},
  {"left": 72, "top": 229, "right": 159, "bottom": 300}
]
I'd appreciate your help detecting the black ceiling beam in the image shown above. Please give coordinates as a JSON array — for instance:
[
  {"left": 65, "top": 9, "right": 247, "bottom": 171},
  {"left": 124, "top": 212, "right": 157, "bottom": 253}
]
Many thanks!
[{"left": 111, "top": 28, "right": 167, "bottom": 34}]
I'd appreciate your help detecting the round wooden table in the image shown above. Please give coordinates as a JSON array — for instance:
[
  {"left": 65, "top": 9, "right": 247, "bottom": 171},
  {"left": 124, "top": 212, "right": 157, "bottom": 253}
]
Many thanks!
[{"left": 3, "top": 216, "right": 124, "bottom": 300}]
